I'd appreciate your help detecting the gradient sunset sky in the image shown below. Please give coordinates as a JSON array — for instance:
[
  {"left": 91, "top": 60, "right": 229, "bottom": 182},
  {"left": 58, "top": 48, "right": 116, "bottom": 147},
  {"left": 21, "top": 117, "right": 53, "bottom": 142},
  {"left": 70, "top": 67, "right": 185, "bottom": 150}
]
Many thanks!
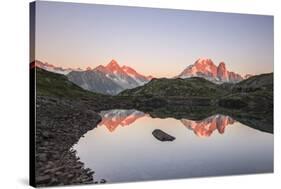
[{"left": 35, "top": 1, "right": 273, "bottom": 77}]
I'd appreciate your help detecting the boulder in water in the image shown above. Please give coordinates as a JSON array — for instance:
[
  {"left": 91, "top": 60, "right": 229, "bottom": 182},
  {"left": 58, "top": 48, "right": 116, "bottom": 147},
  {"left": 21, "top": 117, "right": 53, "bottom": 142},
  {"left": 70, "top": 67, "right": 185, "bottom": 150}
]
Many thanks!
[{"left": 152, "top": 129, "right": 175, "bottom": 142}]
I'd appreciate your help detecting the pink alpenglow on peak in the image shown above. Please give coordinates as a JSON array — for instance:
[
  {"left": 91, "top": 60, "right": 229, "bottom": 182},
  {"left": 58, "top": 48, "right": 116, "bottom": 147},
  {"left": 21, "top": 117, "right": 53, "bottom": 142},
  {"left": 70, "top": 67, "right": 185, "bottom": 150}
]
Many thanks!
[
  {"left": 105, "top": 59, "right": 124, "bottom": 73},
  {"left": 67, "top": 59, "right": 153, "bottom": 95},
  {"left": 178, "top": 58, "right": 244, "bottom": 83},
  {"left": 103, "top": 59, "right": 150, "bottom": 82},
  {"left": 217, "top": 62, "right": 229, "bottom": 81},
  {"left": 101, "top": 59, "right": 153, "bottom": 85}
]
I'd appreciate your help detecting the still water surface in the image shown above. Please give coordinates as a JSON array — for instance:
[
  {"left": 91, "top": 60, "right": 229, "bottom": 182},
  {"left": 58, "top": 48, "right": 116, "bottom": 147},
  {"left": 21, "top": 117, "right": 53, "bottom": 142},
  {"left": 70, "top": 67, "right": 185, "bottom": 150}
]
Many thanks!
[{"left": 73, "top": 109, "right": 273, "bottom": 183}]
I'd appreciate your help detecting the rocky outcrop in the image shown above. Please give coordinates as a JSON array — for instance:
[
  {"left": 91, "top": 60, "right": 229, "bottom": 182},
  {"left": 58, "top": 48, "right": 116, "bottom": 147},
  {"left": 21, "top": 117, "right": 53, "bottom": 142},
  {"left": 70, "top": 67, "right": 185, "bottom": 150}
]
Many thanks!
[{"left": 152, "top": 129, "right": 176, "bottom": 141}]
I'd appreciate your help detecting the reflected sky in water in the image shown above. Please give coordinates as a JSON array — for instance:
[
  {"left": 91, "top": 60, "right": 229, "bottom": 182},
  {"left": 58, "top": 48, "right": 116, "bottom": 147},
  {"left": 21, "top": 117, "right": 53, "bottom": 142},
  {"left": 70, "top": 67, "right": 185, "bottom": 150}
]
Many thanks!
[{"left": 73, "top": 109, "right": 273, "bottom": 183}]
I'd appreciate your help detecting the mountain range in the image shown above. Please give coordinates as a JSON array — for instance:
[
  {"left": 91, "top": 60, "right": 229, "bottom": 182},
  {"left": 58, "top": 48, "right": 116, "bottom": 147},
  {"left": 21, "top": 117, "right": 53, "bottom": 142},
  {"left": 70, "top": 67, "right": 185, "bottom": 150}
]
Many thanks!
[
  {"left": 35, "top": 58, "right": 253, "bottom": 95},
  {"left": 67, "top": 60, "right": 152, "bottom": 95}
]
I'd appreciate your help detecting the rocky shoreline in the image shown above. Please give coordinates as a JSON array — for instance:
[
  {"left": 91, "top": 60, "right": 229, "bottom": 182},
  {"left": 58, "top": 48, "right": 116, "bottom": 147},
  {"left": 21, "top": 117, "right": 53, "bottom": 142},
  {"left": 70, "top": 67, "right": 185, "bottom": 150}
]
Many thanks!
[{"left": 35, "top": 96, "right": 105, "bottom": 186}]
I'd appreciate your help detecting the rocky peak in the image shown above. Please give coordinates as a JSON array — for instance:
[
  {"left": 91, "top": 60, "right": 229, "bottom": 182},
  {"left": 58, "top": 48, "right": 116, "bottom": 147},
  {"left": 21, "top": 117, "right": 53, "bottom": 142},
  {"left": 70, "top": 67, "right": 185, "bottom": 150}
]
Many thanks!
[
  {"left": 218, "top": 62, "right": 226, "bottom": 69},
  {"left": 217, "top": 62, "right": 228, "bottom": 81},
  {"left": 106, "top": 59, "right": 120, "bottom": 68},
  {"left": 122, "top": 65, "right": 137, "bottom": 74},
  {"left": 178, "top": 58, "right": 243, "bottom": 83}
]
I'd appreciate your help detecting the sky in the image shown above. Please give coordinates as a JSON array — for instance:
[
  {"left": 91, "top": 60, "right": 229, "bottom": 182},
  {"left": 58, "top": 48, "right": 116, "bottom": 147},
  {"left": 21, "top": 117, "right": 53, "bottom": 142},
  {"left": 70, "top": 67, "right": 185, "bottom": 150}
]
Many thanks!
[{"left": 34, "top": 1, "right": 274, "bottom": 77}]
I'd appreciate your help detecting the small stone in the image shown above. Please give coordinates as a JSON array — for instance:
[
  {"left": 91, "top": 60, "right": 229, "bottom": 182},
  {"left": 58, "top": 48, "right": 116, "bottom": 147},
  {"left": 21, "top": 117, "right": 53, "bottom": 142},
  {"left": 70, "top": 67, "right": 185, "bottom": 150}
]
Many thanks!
[
  {"left": 38, "top": 153, "right": 48, "bottom": 162},
  {"left": 50, "top": 178, "right": 59, "bottom": 185},
  {"left": 73, "top": 164, "right": 82, "bottom": 169},
  {"left": 67, "top": 174, "right": 74, "bottom": 179},
  {"left": 41, "top": 131, "right": 49, "bottom": 138},
  {"left": 36, "top": 175, "right": 51, "bottom": 184},
  {"left": 55, "top": 171, "right": 63, "bottom": 176}
]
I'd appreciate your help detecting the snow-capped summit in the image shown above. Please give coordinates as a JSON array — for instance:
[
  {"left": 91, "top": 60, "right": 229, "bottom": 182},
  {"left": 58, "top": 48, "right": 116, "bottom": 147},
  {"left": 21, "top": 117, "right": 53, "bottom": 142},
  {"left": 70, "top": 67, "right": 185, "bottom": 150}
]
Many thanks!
[
  {"left": 105, "top": 59, "right": 124, "bottom": 73},
  {"left": 67, "top": 59, "right": 152, "bottom": 95},
  {"left": 178, "top": 58, "right": 243, "bottom": 83},
  {"left": 179, "top": 58, "right": 217, "bottom": 78},
  {"left": 107, "top": 59, "right": 119, "bottom": 66}
]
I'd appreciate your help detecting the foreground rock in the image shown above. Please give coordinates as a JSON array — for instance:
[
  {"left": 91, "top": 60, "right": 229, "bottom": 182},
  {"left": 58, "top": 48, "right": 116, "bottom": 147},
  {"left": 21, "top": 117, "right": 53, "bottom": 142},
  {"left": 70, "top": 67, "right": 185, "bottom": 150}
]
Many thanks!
[
  {"left": 152, "top": 129, "right": 176, "bottom": 142},
  {"left": 35, "top": 96, "right": 102, "bottom": 186}
]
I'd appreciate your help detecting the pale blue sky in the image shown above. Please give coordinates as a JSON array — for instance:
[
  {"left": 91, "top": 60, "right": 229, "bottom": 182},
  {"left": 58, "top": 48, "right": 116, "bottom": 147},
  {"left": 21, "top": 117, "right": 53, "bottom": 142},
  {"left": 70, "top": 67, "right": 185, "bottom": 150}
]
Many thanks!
[{"left": 35, "top": 1, "right": 274, "bottom": 77}]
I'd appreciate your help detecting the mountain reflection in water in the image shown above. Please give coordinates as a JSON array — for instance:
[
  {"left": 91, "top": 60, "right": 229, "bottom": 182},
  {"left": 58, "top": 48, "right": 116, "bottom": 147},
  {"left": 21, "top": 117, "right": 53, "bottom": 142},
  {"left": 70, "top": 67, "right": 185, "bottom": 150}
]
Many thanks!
[
  {"left": 99, "top": 109, "right": 236, "bottom": 137},
  {"left": 181, "top": 115, "right": 235, "bottom": 137},
  {"left": 99, "top": 110, "right": 147, "bottom": 132},
  {"left": 73, "top": 109, "right": 273, "bottom": 183}
]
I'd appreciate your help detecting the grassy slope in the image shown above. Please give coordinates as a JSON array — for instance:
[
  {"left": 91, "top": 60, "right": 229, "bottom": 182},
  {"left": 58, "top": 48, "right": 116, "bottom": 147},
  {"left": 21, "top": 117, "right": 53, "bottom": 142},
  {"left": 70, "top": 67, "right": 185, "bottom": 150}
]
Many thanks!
[
  {"left": 232, "top": 73, "right": 273, "bottom": 92},
  {"left": 35, "top": 68, "right": 104, "bottom": 99},
  {"left": 219, "top": 73, "right": 273, "bottom": 109},
  {"left": 120, "top": 77, "right": 226, "bottom": 98}
]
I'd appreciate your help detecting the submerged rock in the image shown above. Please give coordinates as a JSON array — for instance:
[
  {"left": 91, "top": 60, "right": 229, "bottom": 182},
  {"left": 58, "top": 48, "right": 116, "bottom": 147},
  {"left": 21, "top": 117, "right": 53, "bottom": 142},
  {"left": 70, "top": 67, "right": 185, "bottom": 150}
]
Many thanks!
[{"left": 152, "top": 129, "right": 175, "bottom": 142}]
